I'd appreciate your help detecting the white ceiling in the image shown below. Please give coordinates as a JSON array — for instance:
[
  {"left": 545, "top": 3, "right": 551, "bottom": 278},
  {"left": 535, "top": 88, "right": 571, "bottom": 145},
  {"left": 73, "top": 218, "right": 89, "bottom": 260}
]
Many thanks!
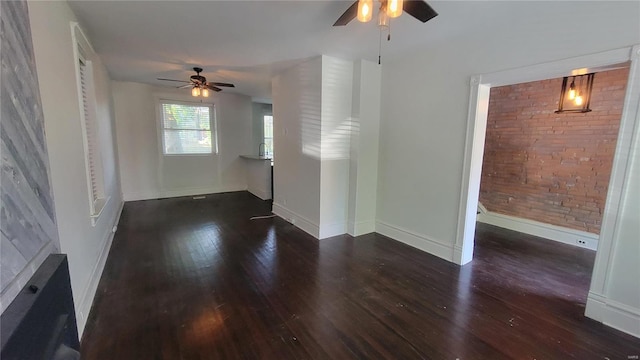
[{"left": 68, "top": 1, "right": 508, "bottom": 100}]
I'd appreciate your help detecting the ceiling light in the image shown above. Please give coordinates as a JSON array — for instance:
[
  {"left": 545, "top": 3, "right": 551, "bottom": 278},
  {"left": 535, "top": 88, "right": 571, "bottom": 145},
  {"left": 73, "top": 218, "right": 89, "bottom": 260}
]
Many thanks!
[
  {"left": 357, "top": 0, "right": 373, "bottom": 22},
  {"left": 386, "top": 0, "right": 403, "bottom": 18},
  {"left": 192, "top": 87, "right": 200, "bottom": 97},
  {"left": 556, "top": 73, "right": 594, "bottom": 113},
  {"left": 202, "top": 88, "right": 210, "bottom": 97}
]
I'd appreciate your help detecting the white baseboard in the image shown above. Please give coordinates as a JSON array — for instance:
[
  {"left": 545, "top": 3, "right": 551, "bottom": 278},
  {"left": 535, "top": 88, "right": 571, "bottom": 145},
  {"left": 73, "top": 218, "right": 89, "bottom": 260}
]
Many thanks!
[
  {"left": 375, "top": 220, "right": 453, "bottom": 262},
  {"left": 586, "top": 291, "right": 640, "bottom": 338},
  {"left": 123, "top": 184, "right": 248, "bottom": 201},
  {"left": 319, "top": 221, "right": 347, "bottom": 239},
  {"left": 477, "top": 209, "right": 599, "bottom": 250},
  {"left": 347, "top": 220, "right": 376, "bottom": 237},
  {"left": 76, "top": 200, "right": 124, "bottom": 338},
  {"left": 477, "top": 202, "right": 488, "bottom": 214},
  {"left": 272, "top": 203, "right": 320, "bottom": 239}
]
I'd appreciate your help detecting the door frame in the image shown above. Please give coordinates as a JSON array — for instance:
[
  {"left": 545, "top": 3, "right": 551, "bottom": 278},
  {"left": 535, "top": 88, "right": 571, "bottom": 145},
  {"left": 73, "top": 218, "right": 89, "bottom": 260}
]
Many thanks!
[{"left": 454, "top": 45, "right": 640, "bottom": 324}]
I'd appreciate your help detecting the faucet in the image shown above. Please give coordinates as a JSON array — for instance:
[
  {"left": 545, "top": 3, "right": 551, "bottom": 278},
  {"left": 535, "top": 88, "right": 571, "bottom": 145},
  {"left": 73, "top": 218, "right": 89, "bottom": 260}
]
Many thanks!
[{"left": 258, "top": 143, "right": 266, "bottom": 157}]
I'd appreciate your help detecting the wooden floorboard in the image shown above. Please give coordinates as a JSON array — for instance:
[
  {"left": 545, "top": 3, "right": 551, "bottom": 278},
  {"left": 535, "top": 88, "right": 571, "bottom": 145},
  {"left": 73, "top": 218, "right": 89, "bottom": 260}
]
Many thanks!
[{"left": 80, "top": 191, "right": 640, "bottom": 359}]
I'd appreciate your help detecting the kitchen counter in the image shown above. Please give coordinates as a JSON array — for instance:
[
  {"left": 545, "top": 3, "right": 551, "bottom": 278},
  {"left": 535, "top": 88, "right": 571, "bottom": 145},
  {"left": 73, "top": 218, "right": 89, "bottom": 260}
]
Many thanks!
[
  {"left": 240, "top": 155, "right": 272, "bottom": 200},
  {"left": 240, "top": 155, "right": 272, "bottom": 161}
]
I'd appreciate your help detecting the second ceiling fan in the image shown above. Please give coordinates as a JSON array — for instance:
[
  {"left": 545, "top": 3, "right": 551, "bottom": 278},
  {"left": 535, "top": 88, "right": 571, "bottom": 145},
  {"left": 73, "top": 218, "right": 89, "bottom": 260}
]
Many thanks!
[{"left": 157, "top": 67, "right": 235, "bottom": 97}]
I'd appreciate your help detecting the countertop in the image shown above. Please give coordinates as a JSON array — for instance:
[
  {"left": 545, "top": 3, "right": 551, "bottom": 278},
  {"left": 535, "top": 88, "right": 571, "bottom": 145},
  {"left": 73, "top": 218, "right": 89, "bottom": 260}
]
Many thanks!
[{"left": 240, "top": 155, "right": 272, "bottom": 161}]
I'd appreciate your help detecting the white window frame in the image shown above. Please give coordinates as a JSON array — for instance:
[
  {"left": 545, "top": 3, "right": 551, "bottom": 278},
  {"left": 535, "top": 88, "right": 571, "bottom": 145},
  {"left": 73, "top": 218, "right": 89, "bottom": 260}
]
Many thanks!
[
  {"left": 263, "top": 114, "right": 274, "bottom": 158},
  {"left": 71, "top": 22, "right": 108, "bottom": 226},
  {"left": 157, "top": 99, "right": 218, "bottom": 156}
]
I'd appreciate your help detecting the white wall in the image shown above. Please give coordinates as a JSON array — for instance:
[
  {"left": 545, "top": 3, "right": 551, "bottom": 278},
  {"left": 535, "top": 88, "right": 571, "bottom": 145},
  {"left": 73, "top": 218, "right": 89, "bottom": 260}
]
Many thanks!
[
  {"left": 348, "top": 60, "right": 381, "bottom": 236},
  {"left": 272, "top": 57, "right": 323, "bottom": 236},
  {"left": 376, "top": 1, "right": 640, "bottom": 261},
  {"left": 28, "top": 0, "right": 123, "bottom": 335},
  {"left": 319, "top": 56, "right": 353, "bottom": 238},
  {"left": 112, "top": 82, "right": 252, "bottom": 201}
]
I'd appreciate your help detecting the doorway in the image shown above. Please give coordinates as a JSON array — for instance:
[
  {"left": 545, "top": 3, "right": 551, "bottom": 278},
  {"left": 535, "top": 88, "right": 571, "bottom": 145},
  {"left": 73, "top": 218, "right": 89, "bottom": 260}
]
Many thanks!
[{"left": 454, "top": 45, "right": 640, "bottom": 329}]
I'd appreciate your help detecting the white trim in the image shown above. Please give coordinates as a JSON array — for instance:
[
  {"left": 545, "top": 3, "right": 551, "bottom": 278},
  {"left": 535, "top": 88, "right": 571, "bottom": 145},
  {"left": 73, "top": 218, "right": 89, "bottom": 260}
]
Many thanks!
[
  {"left": 272, "top": 203, "right": 320, "bottom": 239},
  {"left": 477, "top": 210, "right": 599, "bottom": 251},
  {"left": 477, "top": 202, "right": 488, "bottom": 215},
  {"left": 122, "top": 184, "right": 248, "bottom": 202},
  {"left": 375, "top": 220, "right": 453, "bottom": 262},
  {"left": 586, "top": 291, "right": 640, "bottom": 337},
  {"left": 319, "top": 221, "right": 347, "bottom": 239},
  {"left": 347, "top": 220, "right": 376, "bottom": 237},
  {"left": 77, "top": 200, "right": 124, "bottom": 337}
]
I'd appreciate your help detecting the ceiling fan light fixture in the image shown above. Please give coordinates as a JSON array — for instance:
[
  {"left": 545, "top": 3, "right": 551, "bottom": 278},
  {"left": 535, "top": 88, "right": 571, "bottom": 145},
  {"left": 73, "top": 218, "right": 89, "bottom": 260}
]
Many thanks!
[
  {"left": 202, "top": 88, "right": 210, "bottom": 97},
  {"left": 192, "top": 87, "right": 200, "bottom": 97},
  {"left": 357, "top": 0, "right": 373, "bottom": 22},
  {"left": 386, "top": 0, "right": 404, "bottom": 18}
]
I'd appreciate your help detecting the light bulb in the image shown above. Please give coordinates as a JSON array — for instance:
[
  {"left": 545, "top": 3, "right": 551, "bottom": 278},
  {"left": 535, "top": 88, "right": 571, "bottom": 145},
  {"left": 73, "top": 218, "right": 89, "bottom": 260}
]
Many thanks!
[
  {"left": 386, "top": 0, "right": 404, "bottom": 18},
  {"left": 357, "top": 0, "right": 373, "bottom": 22},
  {"left": 568, "top": 80, "right": 576, "bottom": 100},
  {"left": 202, "top": 88, "right": 210, "bottom": 97},
  {"left": 192, "top": 87, "right": 200, "bottom": 97},
  {"left": 575, "top": 95, "right": 583, "bottom": 106}
]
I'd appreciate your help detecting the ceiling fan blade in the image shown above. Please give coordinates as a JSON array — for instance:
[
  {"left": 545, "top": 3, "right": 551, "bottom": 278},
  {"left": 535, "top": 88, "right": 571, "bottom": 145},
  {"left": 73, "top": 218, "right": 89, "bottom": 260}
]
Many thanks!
[
  {"left": 403, "top": 0, "right": 438, "bottom": 23},
  {"left": 333, "top": 1, "right": 358, "bottom": 26},
  {"left": 206, "top": 84, "right": 222, "bottom": 92},
  {"left": 177, "top": 84, "right": 192, "bottom": 89},
  {"left": 157, "top": 78, "right": 191, "bottom": 83},
  {"left": 210, "top": 82, "right": 235, "bottom": 88}
]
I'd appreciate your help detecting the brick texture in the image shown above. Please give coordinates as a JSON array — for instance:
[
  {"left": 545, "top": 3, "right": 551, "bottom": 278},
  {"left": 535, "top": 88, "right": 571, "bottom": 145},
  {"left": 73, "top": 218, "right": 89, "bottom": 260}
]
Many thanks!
[{"left": 479, "top": 67, "right": 629, "bottom": 234}]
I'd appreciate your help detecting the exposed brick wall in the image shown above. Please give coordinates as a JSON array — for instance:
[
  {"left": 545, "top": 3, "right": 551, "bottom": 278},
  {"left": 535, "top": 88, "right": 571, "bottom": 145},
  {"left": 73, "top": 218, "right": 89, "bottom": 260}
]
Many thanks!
[{"left": 479, "top": 67, "right": 629, "bottom": 234}]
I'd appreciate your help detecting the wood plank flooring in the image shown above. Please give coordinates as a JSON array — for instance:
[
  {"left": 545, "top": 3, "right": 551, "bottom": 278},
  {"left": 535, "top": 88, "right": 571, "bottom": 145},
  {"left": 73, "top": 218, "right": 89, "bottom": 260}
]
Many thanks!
[{"left": 80, "top": 192, "right": 640, "bottom": 359}]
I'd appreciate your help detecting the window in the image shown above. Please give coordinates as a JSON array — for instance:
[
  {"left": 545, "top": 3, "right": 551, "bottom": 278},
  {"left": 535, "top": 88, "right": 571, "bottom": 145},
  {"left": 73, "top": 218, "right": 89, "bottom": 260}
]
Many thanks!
[
  {"left": 160, "top": 101, "right": 216, "bottom": 155},
  {"left": 73, "top": 22, "right": 107, "bottom": 224},
  {"left": 263, "top": 115, "right": 273, "bottom": 157}
]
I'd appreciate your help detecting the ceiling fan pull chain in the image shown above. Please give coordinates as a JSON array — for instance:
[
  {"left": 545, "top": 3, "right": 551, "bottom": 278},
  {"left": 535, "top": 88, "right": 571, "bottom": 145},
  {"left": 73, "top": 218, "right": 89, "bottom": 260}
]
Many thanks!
[
  {"left": 378, "top": 23, "right": 383, "bottom": 65},
  {"left": 388, "top": 20, "right": 391, "bottom": 41}
]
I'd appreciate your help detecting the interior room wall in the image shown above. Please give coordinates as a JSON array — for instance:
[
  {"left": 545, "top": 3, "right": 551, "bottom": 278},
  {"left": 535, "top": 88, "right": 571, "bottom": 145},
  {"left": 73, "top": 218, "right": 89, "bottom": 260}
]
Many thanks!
[
  {"left": 479, "top": 68, "right": 629, "bottom": 235},
  {"left": 348, "top": 59, "right": 381, "bottom": 236},
  {"left": 112, "top": 82, "right": 252, "bottom": 201},
  {"left": 0, "top": 0, "right": 59, "bottom": 313},
  {"left": 27, "top": 0, "right": 123, "bottom": 335},
  {"left": 376, "top": 1, "right": 640, "bottom": 261},
  {"left": 272, "top": 57, "right": 323, "bottom": 236},
  {"left": 376, "top": 1, "right": 639, "bottom": 337},
  {"left": 252, "top": 102, "right": 272, "bottom": 155},
  {"left": 319, "top": 56, "right": 353, "bottom": 238}
]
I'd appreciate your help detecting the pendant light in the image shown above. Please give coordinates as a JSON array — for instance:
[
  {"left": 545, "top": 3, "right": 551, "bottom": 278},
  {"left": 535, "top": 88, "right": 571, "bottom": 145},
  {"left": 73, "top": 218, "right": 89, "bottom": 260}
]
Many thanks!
[{"left": 556, "top": 73, "right": 594, "bottom": 113}]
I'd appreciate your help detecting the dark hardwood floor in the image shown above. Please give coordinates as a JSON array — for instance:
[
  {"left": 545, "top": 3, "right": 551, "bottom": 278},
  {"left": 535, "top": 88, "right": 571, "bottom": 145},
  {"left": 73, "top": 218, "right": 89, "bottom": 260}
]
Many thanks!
[{"left": 81, "top": 192, "right": 640, "bottom": 359}]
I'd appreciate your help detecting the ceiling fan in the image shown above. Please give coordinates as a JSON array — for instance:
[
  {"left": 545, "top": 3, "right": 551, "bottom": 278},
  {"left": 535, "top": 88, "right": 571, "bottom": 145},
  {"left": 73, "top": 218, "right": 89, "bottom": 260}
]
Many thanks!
[
  {"left": 333, "top": 0, "right": 438, "bottom": 26},
  {"left": 157, "top": 67, "right": 235, "bottom": 97},
  {"left": 333, "top": 0, "right": 437, "bottom": 64}
]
